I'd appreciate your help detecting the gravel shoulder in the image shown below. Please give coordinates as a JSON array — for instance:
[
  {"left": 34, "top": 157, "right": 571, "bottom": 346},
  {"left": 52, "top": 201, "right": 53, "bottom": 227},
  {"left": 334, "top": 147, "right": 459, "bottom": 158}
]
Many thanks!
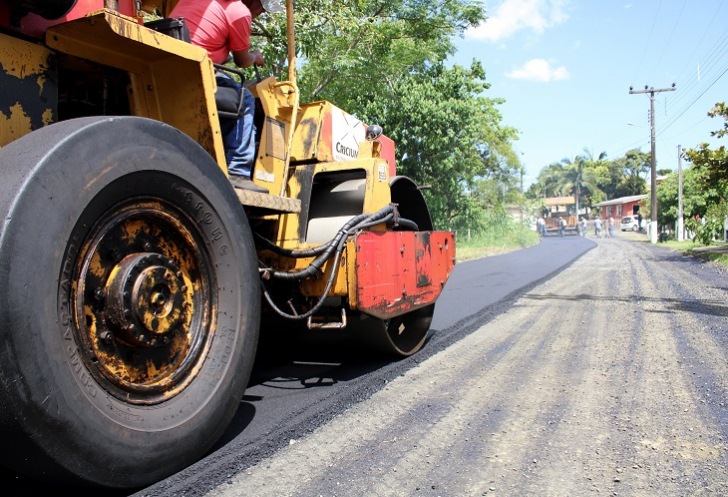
[{"left": 207, "top": 237, "right": 728, "bottom": 496}]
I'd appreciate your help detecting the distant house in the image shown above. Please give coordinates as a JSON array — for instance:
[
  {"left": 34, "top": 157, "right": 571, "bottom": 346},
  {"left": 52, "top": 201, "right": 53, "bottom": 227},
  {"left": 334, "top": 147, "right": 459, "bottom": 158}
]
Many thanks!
[{"left": 593, "top": 194, "right": 648, "bottom": 220}]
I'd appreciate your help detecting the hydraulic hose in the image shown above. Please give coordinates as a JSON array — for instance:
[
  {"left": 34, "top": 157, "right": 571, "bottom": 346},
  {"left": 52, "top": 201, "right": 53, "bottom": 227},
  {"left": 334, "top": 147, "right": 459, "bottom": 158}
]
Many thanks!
[
  {"left": 258, "top": 204, "right": 420, "bottom": 320},
  {"left": 255, "top": 204, "right": 420, "bottom": 260},
  {"left": 262, "top": 205, "right": 394, "bottom": 281}
]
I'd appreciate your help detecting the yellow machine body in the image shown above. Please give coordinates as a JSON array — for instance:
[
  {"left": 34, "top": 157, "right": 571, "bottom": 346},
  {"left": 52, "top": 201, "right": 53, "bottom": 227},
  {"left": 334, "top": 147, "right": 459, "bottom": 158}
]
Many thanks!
[
  {"left": 0, "top": 0, "right": 456, "bottom": 486},
  {"left": 0, "top": 3, "right": 454, "bottom": 323}
]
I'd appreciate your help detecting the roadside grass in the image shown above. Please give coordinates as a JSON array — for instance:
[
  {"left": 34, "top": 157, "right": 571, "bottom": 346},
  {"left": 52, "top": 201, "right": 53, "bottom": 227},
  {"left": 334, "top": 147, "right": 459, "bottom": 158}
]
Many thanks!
[
  {"left": 661, "top": 239, "right": 728, "bottom": 268},
  {"left": 456, "top": 226, "right": 540, "bottom": 262},
  {"left": 619, "top": 230, "right": 728, "bottom": 268}
]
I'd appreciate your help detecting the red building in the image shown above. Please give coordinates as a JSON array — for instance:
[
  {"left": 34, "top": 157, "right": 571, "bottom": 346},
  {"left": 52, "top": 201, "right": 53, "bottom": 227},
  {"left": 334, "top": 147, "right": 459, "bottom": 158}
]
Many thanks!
[{"left": 593, "top": 194, "right": 647, "bottom": 220}]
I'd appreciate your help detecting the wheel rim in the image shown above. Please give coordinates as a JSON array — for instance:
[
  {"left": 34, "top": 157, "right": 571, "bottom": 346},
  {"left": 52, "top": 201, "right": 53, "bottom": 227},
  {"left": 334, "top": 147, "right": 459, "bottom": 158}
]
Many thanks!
[{"left": 71, "top": 199, "right": 215, "bottom": 405}]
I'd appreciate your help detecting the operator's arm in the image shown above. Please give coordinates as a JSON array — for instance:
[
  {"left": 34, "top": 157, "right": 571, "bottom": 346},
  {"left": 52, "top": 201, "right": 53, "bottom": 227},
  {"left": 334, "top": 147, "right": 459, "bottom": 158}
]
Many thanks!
[{"left": 232, "top": 49, "right": 265, "bottom": 69}]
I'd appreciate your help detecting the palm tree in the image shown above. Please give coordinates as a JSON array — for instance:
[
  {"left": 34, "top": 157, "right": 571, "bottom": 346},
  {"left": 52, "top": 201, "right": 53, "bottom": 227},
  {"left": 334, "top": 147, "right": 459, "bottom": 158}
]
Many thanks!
[
  {"left": 536, "top": 162, "right": 566, "bottom": 198},
  {"left": 558, "top": 154, "right": 599, "bottom": 217}
]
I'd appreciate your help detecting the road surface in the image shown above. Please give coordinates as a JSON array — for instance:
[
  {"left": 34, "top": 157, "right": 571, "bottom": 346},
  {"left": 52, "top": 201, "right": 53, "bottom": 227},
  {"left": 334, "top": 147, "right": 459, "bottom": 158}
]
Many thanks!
[
  {"left": 200, "top": 235, "right": 728, "bottom": 496},
  {"left": 11, "top": 235, "right": 728, "bottom": 495},
  {"left": 133, "top": 237, "right": 595, "bottom": 496}
]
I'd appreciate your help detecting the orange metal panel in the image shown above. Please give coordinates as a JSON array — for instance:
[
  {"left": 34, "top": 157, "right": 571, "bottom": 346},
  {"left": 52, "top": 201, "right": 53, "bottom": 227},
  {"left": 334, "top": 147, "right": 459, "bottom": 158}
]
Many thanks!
[
  {"left": 353, "top": 231, "right": 455, "bottom": 320},
  {"left": 377, "top": 134, "right": 397, "bottom": 177}
]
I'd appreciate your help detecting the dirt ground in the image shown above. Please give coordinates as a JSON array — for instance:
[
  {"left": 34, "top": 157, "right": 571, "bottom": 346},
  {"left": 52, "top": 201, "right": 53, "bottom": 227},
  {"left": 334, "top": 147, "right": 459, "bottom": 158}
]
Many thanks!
[{"left": 206, "top": 237, "right": 728, "bottom": 496}]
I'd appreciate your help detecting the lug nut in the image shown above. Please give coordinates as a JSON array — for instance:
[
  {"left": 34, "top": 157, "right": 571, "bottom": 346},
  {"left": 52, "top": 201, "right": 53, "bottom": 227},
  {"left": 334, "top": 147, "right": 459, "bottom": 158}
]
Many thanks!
[
  {"left": 100, "top": 331, "right": 114, "bottom": 344},
  {"left": 94, "top": 287, "right": 106, "bottom": 301}
]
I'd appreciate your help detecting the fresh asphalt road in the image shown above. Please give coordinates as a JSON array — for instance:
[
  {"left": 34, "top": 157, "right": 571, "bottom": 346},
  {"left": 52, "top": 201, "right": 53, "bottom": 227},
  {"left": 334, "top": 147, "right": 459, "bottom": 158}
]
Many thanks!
[
  {"left": 0, "top": 236, "right": 594, "bottom": 496},
  {"left": 137, "top": 235, "right": 595, "bottom": 497},
  {"left": 211, "top": 234, "right": 728, "bottom": 496},
  {"left": 431, "top": 235, "right": 595, "bottom": 331}
]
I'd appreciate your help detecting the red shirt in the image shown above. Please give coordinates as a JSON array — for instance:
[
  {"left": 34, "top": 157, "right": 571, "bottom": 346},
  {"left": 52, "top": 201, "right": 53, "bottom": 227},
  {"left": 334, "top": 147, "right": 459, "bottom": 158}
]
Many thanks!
[{"left": 170, "top": 0, "right": 252, "bottom": 64}]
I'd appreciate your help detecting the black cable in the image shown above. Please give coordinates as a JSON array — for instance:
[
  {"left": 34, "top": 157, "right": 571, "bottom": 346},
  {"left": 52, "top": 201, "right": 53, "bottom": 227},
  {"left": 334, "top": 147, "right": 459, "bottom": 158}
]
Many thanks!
[
  {"left": 255, "top": 232, "right": 331, "bottom": 257},
  {"left": 395, "top": 217, "right": 419, "bottom": 231},
  {"left": 258, "top": 205, "right": 420, "bottom": 320},
  {"left": 260, "top": 247, "right": 344, "bottom": 321},
  {"left": 262, "top": 206, "right": 394, "bottom": 281}
]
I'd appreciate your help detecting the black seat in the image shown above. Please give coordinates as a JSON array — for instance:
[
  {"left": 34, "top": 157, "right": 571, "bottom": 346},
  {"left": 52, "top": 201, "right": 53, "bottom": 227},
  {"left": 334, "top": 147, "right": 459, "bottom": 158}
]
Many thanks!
[{"left": 145, "top": 18, "right": 244, "bottom": 120}]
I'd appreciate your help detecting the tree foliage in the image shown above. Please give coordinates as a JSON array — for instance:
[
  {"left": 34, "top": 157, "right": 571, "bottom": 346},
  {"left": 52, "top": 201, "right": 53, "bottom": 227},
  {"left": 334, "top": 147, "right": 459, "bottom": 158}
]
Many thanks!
[
  {"left": 245, "top": 0, "right": 523, "bottom": 231},
  {"left": 557, "top": 153, "right": 599, "bottom": 214},
  {"left": 528, "top": 148, "right": 649, "bottom": 215},
  {"left": 250, "top": 1, "right": 485, "bottom": 100},
  {"left": 655, "top": 167, "right": 721, "bottom": 228},
  {"left": 353, "top": 61, "right": 520, "bottom": 228},
  {"left": 684, "top": 102, "right": 728, "bottom": 196}
]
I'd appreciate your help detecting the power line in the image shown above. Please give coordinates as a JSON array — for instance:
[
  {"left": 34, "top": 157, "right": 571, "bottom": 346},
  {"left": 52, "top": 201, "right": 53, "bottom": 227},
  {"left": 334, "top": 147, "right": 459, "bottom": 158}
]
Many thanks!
[
  {"left": 660, "top": 63, "right": 728, "bottom": 134},
  {"left": 672, "top": 0, "right": 725, "bottom": 84},
  {"left": 647, "top": 0, "right": 688, "bottom": 82},
  {"left": 665, "top": 28, "right": 728, "bottom": 113},
  {"left": 631, "top": 0, "right": 663, "bottom": 87}
]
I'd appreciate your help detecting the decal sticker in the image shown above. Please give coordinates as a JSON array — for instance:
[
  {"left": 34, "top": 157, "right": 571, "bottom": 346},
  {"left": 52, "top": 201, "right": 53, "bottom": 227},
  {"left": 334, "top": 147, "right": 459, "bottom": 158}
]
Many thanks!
[
  {"left": 378, "top": 162, "right": 387, "bottom": 182},
  {"left": 255, "top": 169, "right": 275, "bottom": 184},
  {"left": 331, "top": 107, "right": 365, "bottom": 162}
]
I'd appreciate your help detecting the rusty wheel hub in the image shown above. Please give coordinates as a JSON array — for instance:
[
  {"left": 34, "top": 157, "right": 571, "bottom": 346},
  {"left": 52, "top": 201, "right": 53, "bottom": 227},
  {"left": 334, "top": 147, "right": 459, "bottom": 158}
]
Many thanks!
[
  {"left": 104, "top": 253, "right": 188, "bottom": 347},
  {"left": 71, "top": 201, "right": 214, "bottom": 404}
]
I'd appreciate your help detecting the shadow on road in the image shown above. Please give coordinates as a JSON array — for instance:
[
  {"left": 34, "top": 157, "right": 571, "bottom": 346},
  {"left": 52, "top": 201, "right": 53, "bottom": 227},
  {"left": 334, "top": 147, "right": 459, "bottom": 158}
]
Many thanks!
[
  {"left": 207, "top": 318, "right": 402, "bottom": 452},
  {"left": 524, "top": 293, "right": 728, "bottom": 319}
]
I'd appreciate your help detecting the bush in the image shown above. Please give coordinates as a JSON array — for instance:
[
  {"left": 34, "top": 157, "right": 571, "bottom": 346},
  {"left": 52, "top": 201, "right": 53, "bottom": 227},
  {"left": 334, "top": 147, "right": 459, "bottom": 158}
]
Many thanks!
[{"left": 684, "top": 202, "right": 728, "bottom": 245}]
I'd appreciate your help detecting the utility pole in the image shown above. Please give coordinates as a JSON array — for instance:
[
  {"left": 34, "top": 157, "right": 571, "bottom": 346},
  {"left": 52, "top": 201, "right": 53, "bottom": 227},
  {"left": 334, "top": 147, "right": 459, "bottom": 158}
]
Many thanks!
[
  {"left": 629, "top": 84, "right": 676, "bottom": 244},
  {"left": 677, "top": 145, "right": 684, "bottom": 241}
]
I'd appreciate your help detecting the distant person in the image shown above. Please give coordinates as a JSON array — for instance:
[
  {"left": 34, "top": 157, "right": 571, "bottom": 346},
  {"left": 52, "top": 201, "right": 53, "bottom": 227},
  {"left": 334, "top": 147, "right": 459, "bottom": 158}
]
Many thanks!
[
  {"left": 580, "top": 217, "right": 587, "bottom": 237},
  {"left": 637, "top": 212, "right": 643, "bottom": 230},
  {"left": 608, "top": 217, "right": 615, "bottom": 238},
  {"left": 594, "top": 217, "right": 602, "bottom": 238},
  {"left": 558, "top": 217, "right": 566, "bottom": 237},
  {"left": 537, "top": 217, "right": 545, "bottom": 237}
]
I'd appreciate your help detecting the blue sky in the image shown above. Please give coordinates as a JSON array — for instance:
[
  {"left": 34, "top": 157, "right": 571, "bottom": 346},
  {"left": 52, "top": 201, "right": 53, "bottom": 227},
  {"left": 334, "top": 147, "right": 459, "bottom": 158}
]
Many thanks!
[{"left": 451, "top": 0, "right": 728, "bottom": 188}]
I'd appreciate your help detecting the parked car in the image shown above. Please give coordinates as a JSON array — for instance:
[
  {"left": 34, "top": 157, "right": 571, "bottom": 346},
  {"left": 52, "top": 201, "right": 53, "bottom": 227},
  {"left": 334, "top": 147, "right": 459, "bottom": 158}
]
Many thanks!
[{"left": 621, "top": 215, "right": 639, "bottom": 231}]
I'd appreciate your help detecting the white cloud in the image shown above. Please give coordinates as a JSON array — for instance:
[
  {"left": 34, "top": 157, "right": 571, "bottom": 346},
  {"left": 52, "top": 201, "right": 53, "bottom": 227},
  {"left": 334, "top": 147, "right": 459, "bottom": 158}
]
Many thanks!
[
  {"left": 468, "top": 0, "right": 569, "bottom": 42},
  {"left": 506, "top": 59, "right": 570, "bottom": 82}
]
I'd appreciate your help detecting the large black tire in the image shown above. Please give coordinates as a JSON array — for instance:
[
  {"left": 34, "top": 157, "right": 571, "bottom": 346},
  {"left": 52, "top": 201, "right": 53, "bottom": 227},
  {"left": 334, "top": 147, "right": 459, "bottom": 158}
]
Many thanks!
[{"left": 0, "top": 117, "right": 259, "bottom": 488}]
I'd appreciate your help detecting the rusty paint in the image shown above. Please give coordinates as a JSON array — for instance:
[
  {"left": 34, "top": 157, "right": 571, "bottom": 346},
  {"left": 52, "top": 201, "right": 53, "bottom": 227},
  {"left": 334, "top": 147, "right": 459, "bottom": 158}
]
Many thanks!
[
  {"left": 351, "top": 231, "right": 455, "bottom": 320},
  {"left": 0, "top": 103, "right": 32, "bottom": 144},
  {"left": 0, "top": 33, "right": 57, "bottom": 146},
  {"left": 69, "top": 200, "right": 214, "bottom": 405}
]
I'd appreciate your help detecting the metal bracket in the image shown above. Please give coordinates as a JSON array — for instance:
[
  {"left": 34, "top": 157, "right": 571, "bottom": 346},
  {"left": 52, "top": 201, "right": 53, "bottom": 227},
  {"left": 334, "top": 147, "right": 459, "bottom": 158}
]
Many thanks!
[{"left": 307, "top": 308, "right": 347, "bottom": 330}]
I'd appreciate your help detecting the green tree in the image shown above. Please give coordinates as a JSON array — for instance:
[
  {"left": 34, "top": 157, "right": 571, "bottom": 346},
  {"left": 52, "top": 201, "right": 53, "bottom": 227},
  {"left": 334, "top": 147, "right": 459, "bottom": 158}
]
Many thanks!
[
  {"left": 684, "top": 102, "right": 728, "bottom": 196},
  {"left": 655, "top": 167, "right": 721, "bottom": 228},
  {"left": 557, "top": 154, "right": 599, "bottom": 215},
  {"left": 354, "top": 61, "right": 519, "bottom": 229},
  {"left": 528, "top": 162, "right": 565, "bottom": 199},
  {"left": 614, "top": 149, "right": 649, "bottom": 196},
  {"left": 248, "top": 0, "right": 486, "bottom": 102}
]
